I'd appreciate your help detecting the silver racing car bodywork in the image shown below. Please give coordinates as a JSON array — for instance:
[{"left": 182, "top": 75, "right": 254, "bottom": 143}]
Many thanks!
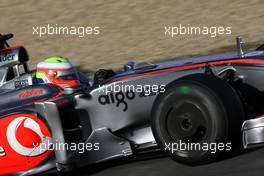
[
  {"left": 242, "top": 117, "right": 264, "bottom": 148},
  {"left": 32, "top": 66, "right": 207, "bottom": 172},
  {"left": 2, "top": 34, "right": 264, "bottom": 175}
]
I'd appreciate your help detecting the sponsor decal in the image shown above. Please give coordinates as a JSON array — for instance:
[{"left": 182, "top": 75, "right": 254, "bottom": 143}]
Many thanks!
[
  {"left": 0, "top": 114, "right": 53, "bottom": 175},
  {"left": 0, "top": 52, "right": 15, "bottom": 62},
  {"left": 0, "top": 146, "right": 5, "bottom": 157},
  {"left": 6, "top": 117, "right": 52, "bottom": 156},
  {"left": 97, "top": 84, "right": 166, "bottom": 111},
  {"left": 98, "top": 91, "right": 135, "bottom": 112},
  {"left": 18, "top": 89, "right": 44, "bottom": 98},
  {"left": 14, "top": 80, "right": 29, "bottom": 88}
]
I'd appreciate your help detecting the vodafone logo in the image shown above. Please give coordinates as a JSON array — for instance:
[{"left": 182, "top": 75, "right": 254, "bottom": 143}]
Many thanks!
[{"left": 6, "top": 116, "right": 52, "bottom": 156}]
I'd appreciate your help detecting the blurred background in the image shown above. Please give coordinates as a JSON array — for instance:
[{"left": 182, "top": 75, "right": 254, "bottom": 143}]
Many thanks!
[{"left": 1, "top": 0, "right": 264, "bottom": 71}]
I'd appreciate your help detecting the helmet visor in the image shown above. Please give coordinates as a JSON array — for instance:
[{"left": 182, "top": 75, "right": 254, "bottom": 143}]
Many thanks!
[{"left": 58, "top": 73, "right": 78, "bottom": 80}]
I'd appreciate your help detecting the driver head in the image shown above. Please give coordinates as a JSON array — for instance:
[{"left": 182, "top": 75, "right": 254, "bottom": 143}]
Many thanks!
[{"left": 36, "top": 57, "right": 80, "bottom": 88}]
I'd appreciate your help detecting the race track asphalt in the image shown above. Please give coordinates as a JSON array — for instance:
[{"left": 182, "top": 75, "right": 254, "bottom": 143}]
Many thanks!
[{"left": 71, "top": 147, "right": 264, "bottom": 176}]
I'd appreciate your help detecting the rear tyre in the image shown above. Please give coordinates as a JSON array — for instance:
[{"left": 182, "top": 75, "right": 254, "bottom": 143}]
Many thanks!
[{"left": 151, "top": 74, "right": 244, "bottom": 165}]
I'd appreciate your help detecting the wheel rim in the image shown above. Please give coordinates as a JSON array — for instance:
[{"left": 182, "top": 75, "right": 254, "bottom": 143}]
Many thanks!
[{"left": 166, "top": 101, "right": 207, "bottom": 143}]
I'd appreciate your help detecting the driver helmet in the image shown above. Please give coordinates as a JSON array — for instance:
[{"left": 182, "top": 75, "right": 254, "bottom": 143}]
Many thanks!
[{"left": 36, "top": 57, "right": 80, "bottom": 88}]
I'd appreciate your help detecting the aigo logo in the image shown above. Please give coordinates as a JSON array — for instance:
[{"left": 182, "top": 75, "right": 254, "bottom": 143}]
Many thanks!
[
  {"left": 98, "top": 91, "right": 136, "bottom": 112},
  {"left": 6, "top": 116, "right": 52, "bottom": 156}
]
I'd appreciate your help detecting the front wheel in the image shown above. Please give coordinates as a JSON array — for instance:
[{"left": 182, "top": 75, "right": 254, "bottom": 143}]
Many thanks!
[{"left": 151, "top": 74, "right": 244, "bottom": 165}]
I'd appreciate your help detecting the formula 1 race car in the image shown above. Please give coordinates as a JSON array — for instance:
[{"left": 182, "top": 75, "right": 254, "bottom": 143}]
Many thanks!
[{"left": 1, "top": 33, "right": 264, "bottom": 175}]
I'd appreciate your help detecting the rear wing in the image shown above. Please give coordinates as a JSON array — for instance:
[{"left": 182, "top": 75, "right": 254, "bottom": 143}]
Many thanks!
[
  {"left": 0, "top": 33, "right": 13, "bottom": 48},
  {"left": 0, "top": 46, "right": 29, "bottom": 67},
  {"left": 0, "top": 33, "right": 30, "bottom": 89}
]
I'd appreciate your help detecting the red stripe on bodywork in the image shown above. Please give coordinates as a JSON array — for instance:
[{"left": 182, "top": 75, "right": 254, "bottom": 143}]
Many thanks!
[
  {"left": 0, "top": 45, "right": 21, "bottom": 52},
  {"left": 255, "top": 115, "right": 264, "bottom": 119},
  {"left": 115, "top": 59, "right": 264, "bottom": 81}
]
